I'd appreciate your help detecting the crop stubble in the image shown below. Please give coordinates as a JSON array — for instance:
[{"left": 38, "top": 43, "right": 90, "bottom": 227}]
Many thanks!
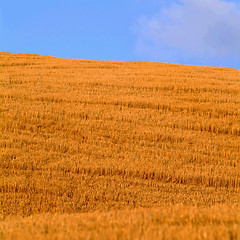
[{"left": 0, "top": 53, "right": 240, "bottom": 239}]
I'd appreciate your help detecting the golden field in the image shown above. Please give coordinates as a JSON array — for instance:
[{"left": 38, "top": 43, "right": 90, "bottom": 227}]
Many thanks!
[{"left": 0, "top": 52, "right": 240, "bottom": 239}]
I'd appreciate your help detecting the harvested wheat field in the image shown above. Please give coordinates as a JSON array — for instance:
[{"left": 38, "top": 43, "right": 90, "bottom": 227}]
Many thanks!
[{"left": 0, "top": 52, "right": 240, "bottom": 240}]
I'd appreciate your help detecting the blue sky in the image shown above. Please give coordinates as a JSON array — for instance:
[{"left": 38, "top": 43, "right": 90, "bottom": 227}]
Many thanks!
[{"left": 1, "top": 0, "right": 240, "bottom": 69}]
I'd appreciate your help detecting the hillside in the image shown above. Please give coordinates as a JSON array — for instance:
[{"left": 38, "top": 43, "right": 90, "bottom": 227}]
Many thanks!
[{"left": 0, "top": 53, "right": 240, "bottom": 239}]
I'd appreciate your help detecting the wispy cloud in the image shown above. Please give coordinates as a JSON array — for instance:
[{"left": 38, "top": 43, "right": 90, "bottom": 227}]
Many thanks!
[{"left": 133, "top": 0, "right": 240, "bottom": 68}]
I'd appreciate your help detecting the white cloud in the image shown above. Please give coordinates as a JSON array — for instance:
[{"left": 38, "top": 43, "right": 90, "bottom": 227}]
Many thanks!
[{"left": 133, "top": 0, "right": 240, "bottom": 67}]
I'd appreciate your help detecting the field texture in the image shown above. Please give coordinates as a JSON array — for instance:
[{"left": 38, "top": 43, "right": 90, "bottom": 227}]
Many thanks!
[{"left": 0, "top": 53, "right": 240, "bottom": 239}]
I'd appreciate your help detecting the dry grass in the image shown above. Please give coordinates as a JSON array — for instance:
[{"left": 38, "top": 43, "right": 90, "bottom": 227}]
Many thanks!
[
  {"left": 0, "top": 52, "right": 240, "bottom": 239},
  {"left": 1, "top": 205, "right": 240, "bottom": 240}
]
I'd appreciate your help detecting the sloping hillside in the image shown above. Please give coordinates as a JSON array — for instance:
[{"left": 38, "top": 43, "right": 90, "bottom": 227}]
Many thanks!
[{"left": 0, "top": 53, "right": 239, "bottom": 239}]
